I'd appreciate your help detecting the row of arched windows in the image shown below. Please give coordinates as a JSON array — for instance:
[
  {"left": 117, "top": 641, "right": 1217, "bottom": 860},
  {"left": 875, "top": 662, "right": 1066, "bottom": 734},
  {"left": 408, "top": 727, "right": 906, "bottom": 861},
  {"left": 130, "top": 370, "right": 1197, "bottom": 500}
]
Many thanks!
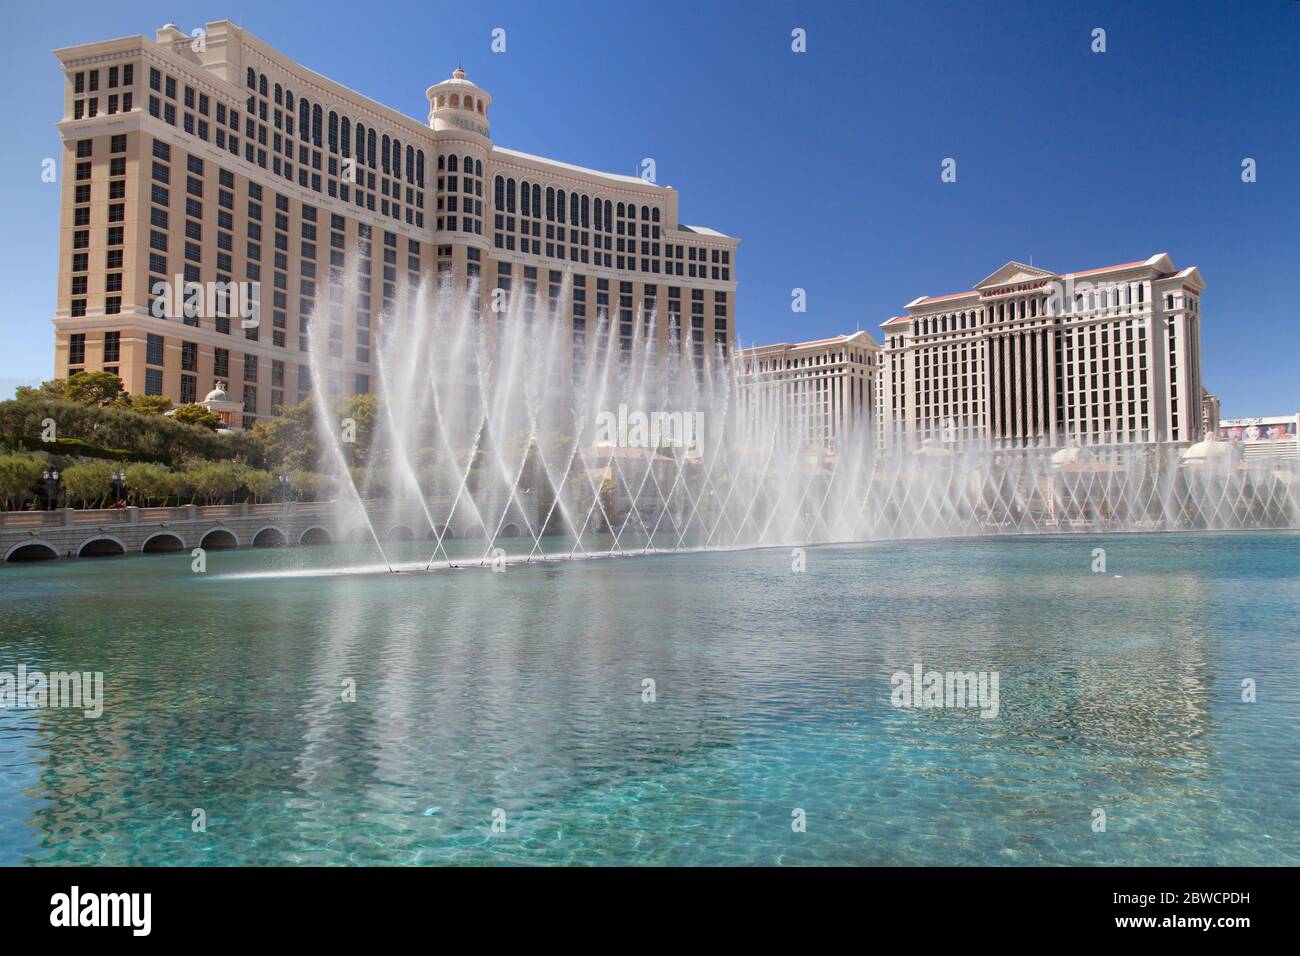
[
  {"left": 915, "top": 311, "right": 982, "bottom": 336},
  {"left": 441, "top": 153, "right": 483, "bottom": 178},
  {"left": 433, "top": 92, "right": 486, "bottom": 114},
  {"left": 246, "top": 67, "right": 426, "bottom": 189},
  {"left": 491, "top": 176, "right": 665, "bottom": 230}
]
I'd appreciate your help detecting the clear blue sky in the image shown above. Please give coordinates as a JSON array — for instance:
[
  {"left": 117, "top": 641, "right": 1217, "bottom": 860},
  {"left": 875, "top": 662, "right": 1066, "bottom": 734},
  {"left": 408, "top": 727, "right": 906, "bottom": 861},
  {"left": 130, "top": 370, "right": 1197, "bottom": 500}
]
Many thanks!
[{"left": 1, "top": 0, "right": 1296, "bottom": 415}]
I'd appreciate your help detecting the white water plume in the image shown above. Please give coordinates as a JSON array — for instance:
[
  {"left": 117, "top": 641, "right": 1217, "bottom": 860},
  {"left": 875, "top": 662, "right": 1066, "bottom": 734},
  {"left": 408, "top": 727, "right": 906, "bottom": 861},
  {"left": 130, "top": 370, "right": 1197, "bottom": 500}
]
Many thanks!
[{"left": 300, "top": 260, "right": 1298, "bottom": 571}]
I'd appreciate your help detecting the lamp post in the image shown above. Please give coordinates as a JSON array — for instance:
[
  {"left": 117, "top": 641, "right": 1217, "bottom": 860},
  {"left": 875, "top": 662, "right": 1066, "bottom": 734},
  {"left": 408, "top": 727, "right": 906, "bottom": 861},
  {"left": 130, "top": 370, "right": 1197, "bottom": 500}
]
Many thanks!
[
  {"left": 278, "top": 473, "right": 291, "bottom": 511},
  {"left": 111, "top": 468, "right": 127, "bottom": 505},
  {"left": 42, "top": 469, "right": 60, "bottom": 510}
]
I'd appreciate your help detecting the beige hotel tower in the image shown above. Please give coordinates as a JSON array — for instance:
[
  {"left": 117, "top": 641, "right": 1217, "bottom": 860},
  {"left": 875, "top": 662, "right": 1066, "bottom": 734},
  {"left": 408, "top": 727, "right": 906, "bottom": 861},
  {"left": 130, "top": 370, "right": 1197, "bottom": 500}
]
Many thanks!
[
  {"left": 876, "top": 255, "right": 1208, "bottom": 451},
  {"left": 52, "top": 21, "right": 738, "bottom": 428},
  {"left": 739, "top": 255, "right": 1208, "bottom": 457}
]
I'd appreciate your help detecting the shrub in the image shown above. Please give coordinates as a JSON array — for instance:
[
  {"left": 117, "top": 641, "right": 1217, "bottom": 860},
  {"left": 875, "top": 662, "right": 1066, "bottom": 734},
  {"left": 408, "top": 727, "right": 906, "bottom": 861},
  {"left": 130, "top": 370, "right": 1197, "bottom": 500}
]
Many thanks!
[
  {"left": 171, "top": 403, "right": 222, "bottom": 431},
  {"left": 0, "top": 452, "right": 44, "bottom": 510}
]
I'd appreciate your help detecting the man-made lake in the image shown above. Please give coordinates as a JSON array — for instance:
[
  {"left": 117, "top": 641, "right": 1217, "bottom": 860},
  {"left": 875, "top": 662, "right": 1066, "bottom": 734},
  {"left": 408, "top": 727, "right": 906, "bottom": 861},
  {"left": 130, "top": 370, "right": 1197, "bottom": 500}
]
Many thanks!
[{"left": 1, "top": 532, "right": 1296, "bottom": 865}]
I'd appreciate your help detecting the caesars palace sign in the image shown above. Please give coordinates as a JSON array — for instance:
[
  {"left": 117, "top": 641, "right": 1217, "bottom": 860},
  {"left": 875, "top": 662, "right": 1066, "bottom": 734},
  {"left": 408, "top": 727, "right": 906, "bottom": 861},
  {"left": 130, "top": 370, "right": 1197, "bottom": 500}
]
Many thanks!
[{"left": 980, "top": 279, "right": 1052, "bottom": 299}]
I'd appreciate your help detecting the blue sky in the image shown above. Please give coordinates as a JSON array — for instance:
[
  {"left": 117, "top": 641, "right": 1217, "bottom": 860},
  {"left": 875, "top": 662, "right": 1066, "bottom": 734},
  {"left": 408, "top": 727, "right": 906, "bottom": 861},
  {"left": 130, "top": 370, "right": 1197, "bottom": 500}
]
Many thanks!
[{"left": 1, "top": 0, "right": 1296, "bottom": 414}]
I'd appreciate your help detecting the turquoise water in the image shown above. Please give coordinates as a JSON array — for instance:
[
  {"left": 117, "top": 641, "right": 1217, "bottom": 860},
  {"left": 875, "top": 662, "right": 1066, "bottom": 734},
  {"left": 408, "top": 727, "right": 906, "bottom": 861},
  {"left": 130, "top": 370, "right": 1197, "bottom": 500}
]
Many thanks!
[{"left": 1, "top": 532, "right": 1297, "bottom": 866}]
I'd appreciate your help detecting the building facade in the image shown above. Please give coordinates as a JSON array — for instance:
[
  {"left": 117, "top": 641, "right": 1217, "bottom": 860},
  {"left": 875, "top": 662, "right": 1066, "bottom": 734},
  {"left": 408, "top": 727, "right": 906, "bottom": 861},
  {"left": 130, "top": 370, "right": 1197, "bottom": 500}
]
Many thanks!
[
  {"left": 736, "top": 332, "right": 879, "bottom": 453},
  {"left": 1218, "top": 414, "right": 1299, "bottom": 460},
  {"left": 876, "top": 254, "right": 1207, "bottom": 451},
  {"left": 52, "top": 21, "right": 738, "bottom": 428}
]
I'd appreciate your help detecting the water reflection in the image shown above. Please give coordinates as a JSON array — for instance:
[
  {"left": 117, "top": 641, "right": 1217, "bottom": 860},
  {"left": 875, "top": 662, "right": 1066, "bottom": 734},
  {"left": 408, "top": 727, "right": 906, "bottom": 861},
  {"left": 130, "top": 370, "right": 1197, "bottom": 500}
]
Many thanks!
[{"left": 1, "top": 532, "right": 1296, "bottom": 865}]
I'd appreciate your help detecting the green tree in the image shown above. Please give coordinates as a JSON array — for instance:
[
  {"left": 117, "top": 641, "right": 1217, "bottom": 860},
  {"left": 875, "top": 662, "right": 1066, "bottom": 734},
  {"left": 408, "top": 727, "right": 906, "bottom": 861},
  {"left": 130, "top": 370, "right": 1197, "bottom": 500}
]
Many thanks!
[
  {"left": 252, "top": 398, "right": 319, "bottom": 472},
  {"left": 123, "top": 393, "right": 173, "bottom": 416},
  {"left": 171, "top": 403, "right": 223, "bottom": 431},
  {"left": 289, "top": 469, "right": 326, "bottom": 500},
  {"left": 184, "top": 461, "right": 242, "bottom": 505},
  {"left": 237, "top": 466, "right": 275, "bottom": 502},
  {"left": 338, "top": 392, "right": 378, "bottom": 466},
  {"left": 0, "top": 452, "right": 44, "bottom": 510},
  {"left": 0, "top": 395, "right": 264, "bottom": 468},
  {"left": 61, "top": 460, "right": 115, "bottom": 508},
  {"left": 14, "top": 379, "right": 67, "bottom": 401},
  {"left": 64, "top": 371, "right": 124, "bottom": 407},
  {"left": 14, "top": 377, "right": 65, "bottom": 400},
  {"left": 124, "top": 462, "right": 175, "bottom": 506}
]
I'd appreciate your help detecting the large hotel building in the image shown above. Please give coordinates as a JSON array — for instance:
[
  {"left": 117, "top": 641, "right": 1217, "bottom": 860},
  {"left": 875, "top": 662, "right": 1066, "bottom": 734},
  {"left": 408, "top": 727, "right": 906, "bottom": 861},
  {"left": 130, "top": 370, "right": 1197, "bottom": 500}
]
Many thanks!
[
  {"left": 52, "top": 21, "right": 738, "bottom": 428},
  {"left": 875, "top": 255, "right": 1208, "bottom": 451},
  {"left": 741, "top": 255, "right": 1208, "bottom": 456},
  {"left": 736, "top": 332, "right": 879, "bottom": 453}
]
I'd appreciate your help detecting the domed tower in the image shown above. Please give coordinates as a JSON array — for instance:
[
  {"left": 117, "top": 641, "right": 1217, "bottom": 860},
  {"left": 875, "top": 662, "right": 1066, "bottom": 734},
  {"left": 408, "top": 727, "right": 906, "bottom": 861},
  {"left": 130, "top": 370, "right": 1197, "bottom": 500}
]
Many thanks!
[
  {"left": 426, "top": 66, "right": 492, "bottom": 139},
  {"left": 425, "top": 67, "right": 492, "bottom": 247}
]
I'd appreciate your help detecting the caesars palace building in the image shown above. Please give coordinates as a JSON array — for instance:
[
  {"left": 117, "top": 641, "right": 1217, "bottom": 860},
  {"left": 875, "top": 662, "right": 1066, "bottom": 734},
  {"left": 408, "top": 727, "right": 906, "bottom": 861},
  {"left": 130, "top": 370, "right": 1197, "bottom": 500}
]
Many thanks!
[
  {"left": 875, "top": 255, "right": 1208, "bottom": 451},
  {"left": 51, "top": 21, "right": 738, "bottom": 428},
  {"left": 737, "top": 255, "right": 1208, "bottom": 457}
]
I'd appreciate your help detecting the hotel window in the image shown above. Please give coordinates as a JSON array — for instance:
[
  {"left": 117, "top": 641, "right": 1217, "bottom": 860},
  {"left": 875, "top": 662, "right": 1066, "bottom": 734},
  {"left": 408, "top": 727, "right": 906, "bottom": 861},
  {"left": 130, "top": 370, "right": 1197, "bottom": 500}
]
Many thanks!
[
  {"left": 69, "top": 333, "right": 86, "bottom": 366},
  {"left": 145, "top": 368, "right": 163, "bottom": 396},
  {"left": 146, "top": 334, "right": 165, "bottom": 366}
]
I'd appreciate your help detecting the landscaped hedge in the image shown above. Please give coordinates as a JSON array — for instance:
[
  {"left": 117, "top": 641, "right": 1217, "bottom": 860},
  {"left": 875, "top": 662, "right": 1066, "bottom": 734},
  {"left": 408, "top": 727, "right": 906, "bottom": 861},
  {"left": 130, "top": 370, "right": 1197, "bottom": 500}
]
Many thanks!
[
  {"left": 0, "top": 434, "right": 169, "bottom": 464},
  {"left": 0, "top": 397, "right": 264, "bottom": 467}
]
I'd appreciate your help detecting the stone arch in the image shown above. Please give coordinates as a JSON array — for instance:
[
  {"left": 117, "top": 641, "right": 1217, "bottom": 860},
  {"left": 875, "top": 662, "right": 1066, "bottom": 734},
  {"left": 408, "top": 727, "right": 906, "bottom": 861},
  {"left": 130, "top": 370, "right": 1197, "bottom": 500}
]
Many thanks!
[
  {"left": 498, "top": 522, "right": 522, "bottom": 538},
  {"left": 141, "top": 532, "right": 186, "bottom": 554},
  {"left": 386, "top": 525, "right": 415, "bottom": 541},
  {"left": 428, "top": 525, "right": 454, "bottom": 540},
  {"left": 299, "top": 526, "right": 333, "bottom": 546},
  {"left": 252, "top": 526, "right": 288, "bottom": 548},
  {"left": 78, "top": 536, "right": 126, "bottom": 558},
  {"left": 4, "top": 540, "right": 59, "bottom": 562},
  {"left": 199, "top": 528, "right": 239, "bottom": 550}
]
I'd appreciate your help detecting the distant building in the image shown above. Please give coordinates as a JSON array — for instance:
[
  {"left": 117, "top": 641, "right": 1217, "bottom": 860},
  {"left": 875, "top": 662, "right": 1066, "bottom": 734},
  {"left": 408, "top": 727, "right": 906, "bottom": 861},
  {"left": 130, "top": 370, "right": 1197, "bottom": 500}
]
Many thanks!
[
  {"left": 199, "top": 382, "right": 244, "bottom": 431},
  {"left": 876, "top": 254, "right": 1207, "bottom": 451},
  {"left": 1201, "top": 392, "right": 1221, "bottom": 437},
  {"left": 736, "top": 331, "right": 879, "bottom": 453},
  {"left": 1218, "top": 414, "right": 1299, "bottom": 460}
]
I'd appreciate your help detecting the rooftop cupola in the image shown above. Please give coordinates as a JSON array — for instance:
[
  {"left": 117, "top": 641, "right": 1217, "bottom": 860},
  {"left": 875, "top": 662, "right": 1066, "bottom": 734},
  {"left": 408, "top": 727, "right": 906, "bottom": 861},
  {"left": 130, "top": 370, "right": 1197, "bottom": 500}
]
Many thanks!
[{"left": 425, "top": 66, "right": 491, "bottom": 139}]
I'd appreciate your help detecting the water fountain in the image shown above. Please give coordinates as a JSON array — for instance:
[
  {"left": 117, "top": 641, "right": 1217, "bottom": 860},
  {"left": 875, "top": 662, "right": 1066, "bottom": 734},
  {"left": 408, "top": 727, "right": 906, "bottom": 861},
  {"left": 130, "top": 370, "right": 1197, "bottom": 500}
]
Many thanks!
[{"left": 302, "top": 264, "right": 1298, "bottom": 573}]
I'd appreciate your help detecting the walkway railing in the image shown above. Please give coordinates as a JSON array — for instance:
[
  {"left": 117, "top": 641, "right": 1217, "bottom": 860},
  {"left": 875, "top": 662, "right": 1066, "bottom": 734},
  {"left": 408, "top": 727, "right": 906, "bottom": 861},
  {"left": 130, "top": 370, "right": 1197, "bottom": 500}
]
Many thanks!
[{"left": 0, "top": 495, "right": 478, "bottom": 529}]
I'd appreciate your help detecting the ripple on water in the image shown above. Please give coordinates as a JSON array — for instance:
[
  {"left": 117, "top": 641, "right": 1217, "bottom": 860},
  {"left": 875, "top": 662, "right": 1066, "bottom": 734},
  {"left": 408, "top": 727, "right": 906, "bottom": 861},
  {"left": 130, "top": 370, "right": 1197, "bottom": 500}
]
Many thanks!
[{"left": 0, "top": 532, "right": 1297, "bottom": 865}]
